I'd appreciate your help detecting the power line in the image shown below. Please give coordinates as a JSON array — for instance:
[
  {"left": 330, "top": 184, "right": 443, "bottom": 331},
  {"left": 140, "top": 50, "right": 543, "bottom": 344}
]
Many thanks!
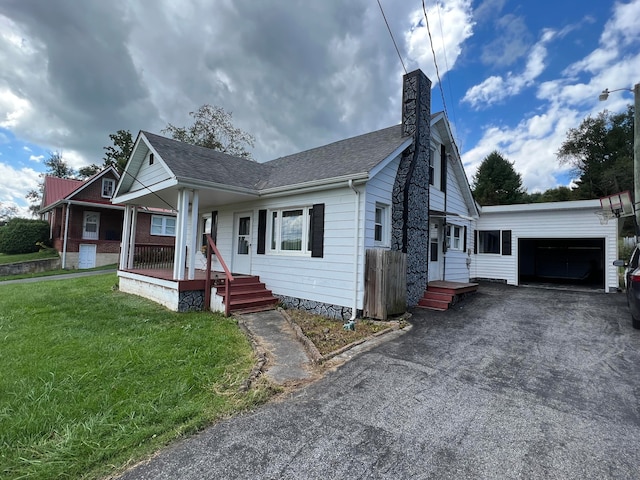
[
  {"left": 421, "top": 0, "right": 447, "bottom": 119},
  {"left": 435, "top": 0, "right": 458, "bottom": 129},
  {"left": 376, "top": 0, "right": 407, "bottom": 75}
]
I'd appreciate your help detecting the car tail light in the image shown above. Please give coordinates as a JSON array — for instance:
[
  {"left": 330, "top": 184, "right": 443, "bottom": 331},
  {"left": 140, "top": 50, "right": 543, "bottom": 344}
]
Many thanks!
[{"left": 631, "top": 269, "right": 640, "bottom": 283}]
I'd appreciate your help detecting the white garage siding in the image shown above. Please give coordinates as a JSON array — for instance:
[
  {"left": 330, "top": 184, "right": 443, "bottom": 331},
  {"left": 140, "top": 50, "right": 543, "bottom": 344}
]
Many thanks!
[{"left": 472, "top": 200, "right": 619, "bottom": 292}]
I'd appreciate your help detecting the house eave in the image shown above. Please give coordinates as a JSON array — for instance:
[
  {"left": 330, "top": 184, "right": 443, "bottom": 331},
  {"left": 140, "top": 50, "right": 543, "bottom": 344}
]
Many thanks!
[
  {"left": 259, "top": 173, "right": 369, "bottom": 197},
  {"left": 111, "top": 178, "right": 179, "bottom": 204}
]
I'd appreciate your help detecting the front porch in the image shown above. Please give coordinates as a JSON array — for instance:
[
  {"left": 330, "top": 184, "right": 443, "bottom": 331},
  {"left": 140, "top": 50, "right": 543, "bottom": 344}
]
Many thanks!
[{"left": 118, "top": 267, "right": 279, "bottom": 314}]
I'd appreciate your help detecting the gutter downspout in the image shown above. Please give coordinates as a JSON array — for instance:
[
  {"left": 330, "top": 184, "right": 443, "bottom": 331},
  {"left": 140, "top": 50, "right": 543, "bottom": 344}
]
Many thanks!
[
  {"left": 62, "top": 201, "right": 70, "bottom": 269},
  {"left": 348, "top": 179, "right": 359, "bottom": 321}
]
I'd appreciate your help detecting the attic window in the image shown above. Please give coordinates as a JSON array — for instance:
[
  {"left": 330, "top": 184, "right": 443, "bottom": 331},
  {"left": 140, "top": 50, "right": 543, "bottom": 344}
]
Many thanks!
[
  {"left": 102, "top": 178, "right": 115, "bottom": 198},
  {"left": 149, "top": 153, "right": 154, "bottom": 165}
]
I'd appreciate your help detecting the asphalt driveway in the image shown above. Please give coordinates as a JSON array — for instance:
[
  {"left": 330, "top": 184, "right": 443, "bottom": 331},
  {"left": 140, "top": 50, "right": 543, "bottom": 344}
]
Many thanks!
[{"left": 118, "top": 282, "right": 640, "bottom": 479}]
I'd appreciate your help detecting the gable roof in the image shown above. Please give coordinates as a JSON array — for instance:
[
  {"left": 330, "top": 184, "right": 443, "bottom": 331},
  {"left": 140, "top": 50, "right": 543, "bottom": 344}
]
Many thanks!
[
  {"left": 261, "top": 125, "right": 408, "bottom": 189},
  {"left": 121, "top": 125, "right": 411, "bottom": 195},
  {"left": 42, "top": 177, "right": 83, "bottom": 208},
  {"left": 40, "top": 166, "right": 121, "bottom": 212}
]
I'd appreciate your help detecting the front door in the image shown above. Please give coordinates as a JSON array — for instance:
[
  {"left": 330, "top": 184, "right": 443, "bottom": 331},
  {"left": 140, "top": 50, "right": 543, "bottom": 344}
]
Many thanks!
[
  {"left": 78, "top": 244, "right": 96, "bottom": 269},
  {"left": 232, "top": 212, "right": 252, "bottom": 274},
  {"left": 428, "top": 221, "right": 442, "bottom": 281},
  {"left": 82, "top": 212, "right": 100, "bottom": 240}
]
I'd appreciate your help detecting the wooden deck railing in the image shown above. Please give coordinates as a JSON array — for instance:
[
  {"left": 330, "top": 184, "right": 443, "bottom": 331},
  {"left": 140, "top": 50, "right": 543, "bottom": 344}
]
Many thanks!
[
  {"left": 204, "top": 234, "right": 234, "bottom": 316},
  {"left": 133, "top": 244, "right": 175, "bottom": 269}
]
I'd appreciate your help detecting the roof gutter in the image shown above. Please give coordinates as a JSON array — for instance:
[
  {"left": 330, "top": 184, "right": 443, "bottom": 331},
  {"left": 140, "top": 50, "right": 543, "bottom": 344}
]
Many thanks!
[
  {"left": 260, "top": 173, "right": 369, "bottom": 198},
  {"left": 348, "top": 179, "right": 360, "bottom": 321}
]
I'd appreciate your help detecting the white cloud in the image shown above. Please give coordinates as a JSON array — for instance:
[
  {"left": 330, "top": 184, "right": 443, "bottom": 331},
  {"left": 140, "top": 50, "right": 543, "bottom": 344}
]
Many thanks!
[
  {"left": 462, "top": 29, "right": 556, "bottom": 108},
  {"left": 0, "top": 161, "right": 40, "bottom": 212},
  {"left": 405, "top": 0, "right": 474, "bottom": 82},
  {"left": 29, "top": 154, "right": 43, "bottom": 162}
]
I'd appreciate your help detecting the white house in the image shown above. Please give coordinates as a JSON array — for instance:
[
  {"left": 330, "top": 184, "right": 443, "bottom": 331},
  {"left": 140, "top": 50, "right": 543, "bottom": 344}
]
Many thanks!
[
  {"left": 112, "top": 69, "right": 480, "bottom": 318},
  {"left": 111, "top": 68, "right": 620, "bottom": 318}
]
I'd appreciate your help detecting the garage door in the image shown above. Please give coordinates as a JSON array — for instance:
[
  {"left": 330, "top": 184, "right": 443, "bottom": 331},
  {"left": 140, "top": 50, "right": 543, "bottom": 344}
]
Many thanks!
[{"left": 518, "top": 238, "right": 604, "bottom": 287}]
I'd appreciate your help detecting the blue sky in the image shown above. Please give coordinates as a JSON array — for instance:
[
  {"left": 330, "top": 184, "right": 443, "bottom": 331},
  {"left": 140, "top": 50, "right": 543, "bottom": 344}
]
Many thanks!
[{"left": 0, "top": 0, "right": 638, "bottom": 217}]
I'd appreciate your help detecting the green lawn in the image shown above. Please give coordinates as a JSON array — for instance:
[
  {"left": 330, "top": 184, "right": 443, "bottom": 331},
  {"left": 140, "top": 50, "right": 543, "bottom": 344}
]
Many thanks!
[
  {"left": 0, "top": 274, "right": 271, "bottom": 479},
  {"left": 0, "top": 263, "right": 117, "bottom": 282},
  {"left": 0, "top": 250, "right": 59, "bottom": 265}
]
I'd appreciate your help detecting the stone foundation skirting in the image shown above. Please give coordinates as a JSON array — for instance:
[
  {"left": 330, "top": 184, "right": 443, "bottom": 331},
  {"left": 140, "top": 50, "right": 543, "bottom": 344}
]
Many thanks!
[{"left": 277, "top": 295, "right": 354, "bottom": 321}]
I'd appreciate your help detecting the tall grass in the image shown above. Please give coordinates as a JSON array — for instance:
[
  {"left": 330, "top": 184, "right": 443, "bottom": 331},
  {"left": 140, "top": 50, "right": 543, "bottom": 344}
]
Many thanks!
[{"left": 0, "top": 274, "right": 271, "bottom": 479}]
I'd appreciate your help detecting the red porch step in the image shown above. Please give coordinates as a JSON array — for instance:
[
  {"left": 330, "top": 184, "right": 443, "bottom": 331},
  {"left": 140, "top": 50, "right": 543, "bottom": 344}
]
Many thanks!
[
  {"left": 215, "top": 275, "right": 279, "bottom": 314},
  {"left": 417, "top": 281, "right": 478, "bottom": 311}
]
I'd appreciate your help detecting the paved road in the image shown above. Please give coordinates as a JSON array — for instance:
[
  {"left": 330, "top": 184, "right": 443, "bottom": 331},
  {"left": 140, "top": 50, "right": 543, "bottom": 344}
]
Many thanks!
[{"left": 118, "top": 283, "right": 640, "bottom": 479}]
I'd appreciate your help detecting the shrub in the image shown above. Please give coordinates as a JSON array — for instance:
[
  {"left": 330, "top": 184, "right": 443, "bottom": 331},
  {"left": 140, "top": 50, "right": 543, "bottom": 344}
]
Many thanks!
[{"left": 0, "top": 218, "right": 50, "bottom": 254}]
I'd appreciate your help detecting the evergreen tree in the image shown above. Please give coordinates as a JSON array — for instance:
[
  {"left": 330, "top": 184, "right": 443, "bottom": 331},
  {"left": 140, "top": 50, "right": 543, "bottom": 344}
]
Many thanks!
[{"left": 472, "top": 151, "right": 526, "bottom": 205}]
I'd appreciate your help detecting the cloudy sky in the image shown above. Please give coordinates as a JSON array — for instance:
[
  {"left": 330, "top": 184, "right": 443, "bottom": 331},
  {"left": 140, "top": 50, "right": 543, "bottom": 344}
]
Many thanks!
[{"left": 0, "top": 0, "right": 638, "bottom": 217}]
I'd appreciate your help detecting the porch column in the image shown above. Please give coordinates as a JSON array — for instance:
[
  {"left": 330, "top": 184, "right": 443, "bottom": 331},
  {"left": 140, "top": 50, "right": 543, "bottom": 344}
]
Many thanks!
[
  {"left": 120, "top": 204, "right": 132, "bottom": 270},
  {"left": 127, "top": 206, "right": 138, "bottom": 269},
  {"left": 173, "top": 189, "right": 189, "bottom": 280},
  {"left": 188, "top": 189, "right": 199, "bottom": 280}
]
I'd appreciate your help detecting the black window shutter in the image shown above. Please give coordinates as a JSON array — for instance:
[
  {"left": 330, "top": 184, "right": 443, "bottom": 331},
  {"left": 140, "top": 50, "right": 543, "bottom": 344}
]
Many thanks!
[
  {"left": 502, "top": 230, "right": 512, "bottom": 256},
  {"left": 463, "top": 225, "right": 467, "bottom": 252},
  {"left": 257, "top": 209, "right": 267, "bottom": 254},
  {"left": 311, "top": 203, "right": 325, "bottom": 258},
  {"left": 474, "top": 230, "right": 478, "bottom": 254},
  {"left": 440, "top": 145, "right": 447, "bottom": 193}
]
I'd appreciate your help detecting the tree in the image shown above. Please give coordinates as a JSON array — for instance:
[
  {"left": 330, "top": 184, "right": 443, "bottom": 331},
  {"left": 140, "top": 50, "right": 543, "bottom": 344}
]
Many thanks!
[
  {"left": 557, "top": 106, "right": 633, "bottom": 199},
  {"left": 0, "top": 202, "right": 18, "bottom": 225},
  {"left": 77, "top": 129, "right": 134, "bottom": 179},
  {"left": 103, "top": 129, "right": 133, "bottom": 174},
  {"left": 162, "top": 105, "right": 255, "bottom": 160},
  {"left": 26, "top": 151, "right": 76, "bottom": 215},
  {"left": 472, "top": 151, "right": 526, "bottom": 205}
]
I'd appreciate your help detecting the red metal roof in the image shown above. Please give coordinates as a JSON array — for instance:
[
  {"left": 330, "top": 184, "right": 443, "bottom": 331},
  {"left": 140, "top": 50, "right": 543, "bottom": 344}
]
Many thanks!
[{"left": 42, "top": 176, "right": 83, "bottom": 207}]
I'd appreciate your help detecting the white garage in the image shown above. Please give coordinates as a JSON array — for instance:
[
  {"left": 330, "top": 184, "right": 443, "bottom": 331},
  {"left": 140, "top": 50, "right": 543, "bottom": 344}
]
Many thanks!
[{"left": 470, "top": 200, "right": 620, "bottom": 292}]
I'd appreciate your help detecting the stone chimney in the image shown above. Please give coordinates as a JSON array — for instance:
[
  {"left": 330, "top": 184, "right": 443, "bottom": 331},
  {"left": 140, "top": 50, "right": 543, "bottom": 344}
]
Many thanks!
[{"left": 392, "top": 69, "right": 431, "bottom": 306}]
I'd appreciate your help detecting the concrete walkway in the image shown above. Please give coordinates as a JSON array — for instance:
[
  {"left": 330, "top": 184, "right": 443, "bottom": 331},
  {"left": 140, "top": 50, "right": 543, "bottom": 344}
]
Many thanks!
[{"left": 238, "top": 310, "right": 314, "bottom": 384}]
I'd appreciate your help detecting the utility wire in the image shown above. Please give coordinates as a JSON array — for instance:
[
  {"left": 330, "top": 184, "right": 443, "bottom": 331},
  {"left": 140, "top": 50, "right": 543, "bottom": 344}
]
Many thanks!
[
  {"left": 422, "top": 0, "right": 447, "bottom": 119},
  {"left": 377, "top": 0, "right": 407, "bottom": 74},
  {"left": 435, "top": 1, "right": 458, "bottom": 129}
]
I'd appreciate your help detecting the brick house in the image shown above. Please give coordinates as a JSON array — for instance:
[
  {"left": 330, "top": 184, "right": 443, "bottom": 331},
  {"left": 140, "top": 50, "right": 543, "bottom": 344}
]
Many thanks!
[{"left": 39, "top": 166, "right": 175, "bottom": 269}]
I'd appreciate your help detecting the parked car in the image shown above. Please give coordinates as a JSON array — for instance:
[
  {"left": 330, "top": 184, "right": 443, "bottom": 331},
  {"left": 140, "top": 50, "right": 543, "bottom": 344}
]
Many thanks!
[{"left": 614, "top": 246, "right": 640, "bottom": 329}]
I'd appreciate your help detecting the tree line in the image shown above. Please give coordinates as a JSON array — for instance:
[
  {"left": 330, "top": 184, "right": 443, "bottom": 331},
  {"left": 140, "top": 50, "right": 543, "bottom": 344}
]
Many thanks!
[{"left": 472, "top": 106, "right": 634, "bottom": 206}]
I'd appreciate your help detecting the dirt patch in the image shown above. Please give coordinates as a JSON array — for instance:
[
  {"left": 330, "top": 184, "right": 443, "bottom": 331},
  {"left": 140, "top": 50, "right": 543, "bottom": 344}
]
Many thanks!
[{"left": 284, "top": 309, "right": 405, "bottom": 357}]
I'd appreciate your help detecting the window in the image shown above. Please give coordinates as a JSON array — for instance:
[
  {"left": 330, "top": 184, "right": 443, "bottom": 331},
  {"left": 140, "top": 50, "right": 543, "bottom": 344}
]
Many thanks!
[
  {"left": 374, "top": 203, "right": 390, "bottom": 246},
  {"left": 151, "top": 215, "right": 176, "bottom": 236},
  {"left": 82, "top": 212, "right": 100, "bottom": 240},
  {"left": 102, "top": 178, "right": 115, "bottom": 198},
  {"left": 429, "top": 147, "right": 435, "bottom": 186},
  {"left": 478, "top": 230, "right": 500, "bottom": 254},
  {"left": 269, "top": 207, "right": 312, "bottom": 254},
  {"left": 149, "top": 153, "right": 154, "bottom": 165},
  {"left": 446, "top": 225, "right": 463, "bottom": 251}
]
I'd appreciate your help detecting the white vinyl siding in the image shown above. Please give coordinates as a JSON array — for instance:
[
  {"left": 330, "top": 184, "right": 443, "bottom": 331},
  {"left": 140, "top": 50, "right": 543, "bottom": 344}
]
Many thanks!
[
  {"left": 365, "top": 154, "right": 399, "bottom": 249},
  {"left": 472, "top": 201, "right": 618, "bottom": 292},
  {"left": 131, "top": 151, "right": 171, "bottom": 194},
  {"left": 202, "top": 185, "right": 364, "bottom": 310}
]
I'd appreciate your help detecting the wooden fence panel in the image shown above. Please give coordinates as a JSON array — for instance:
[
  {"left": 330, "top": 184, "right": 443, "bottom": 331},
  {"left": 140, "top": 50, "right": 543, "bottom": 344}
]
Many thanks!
[{"left": 364, "top": 249, "right": 407, "bottom": 320}]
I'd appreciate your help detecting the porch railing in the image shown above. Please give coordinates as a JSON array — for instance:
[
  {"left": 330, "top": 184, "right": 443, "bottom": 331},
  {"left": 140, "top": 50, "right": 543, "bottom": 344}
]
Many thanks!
[
  {"left": 133, "top": 244, "right": 175, "bottom": 270},
  {"left": 204, "top": 234, "right": 235, "bottom": 316}
]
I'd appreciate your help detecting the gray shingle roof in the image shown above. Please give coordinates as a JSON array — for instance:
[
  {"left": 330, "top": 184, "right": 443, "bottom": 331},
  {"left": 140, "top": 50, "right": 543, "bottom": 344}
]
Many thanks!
[{"left": 142, "top": 124, "right": 408, "bottom": 192}]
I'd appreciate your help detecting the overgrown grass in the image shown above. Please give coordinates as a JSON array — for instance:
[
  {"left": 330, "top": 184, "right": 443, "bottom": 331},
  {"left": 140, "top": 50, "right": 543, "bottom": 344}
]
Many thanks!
[
  {"left": 0, "top": 274, "right": 271, "bottom": 479},
  {"left": 0, "top": 250, "right": 59, "bottom": 265}
]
